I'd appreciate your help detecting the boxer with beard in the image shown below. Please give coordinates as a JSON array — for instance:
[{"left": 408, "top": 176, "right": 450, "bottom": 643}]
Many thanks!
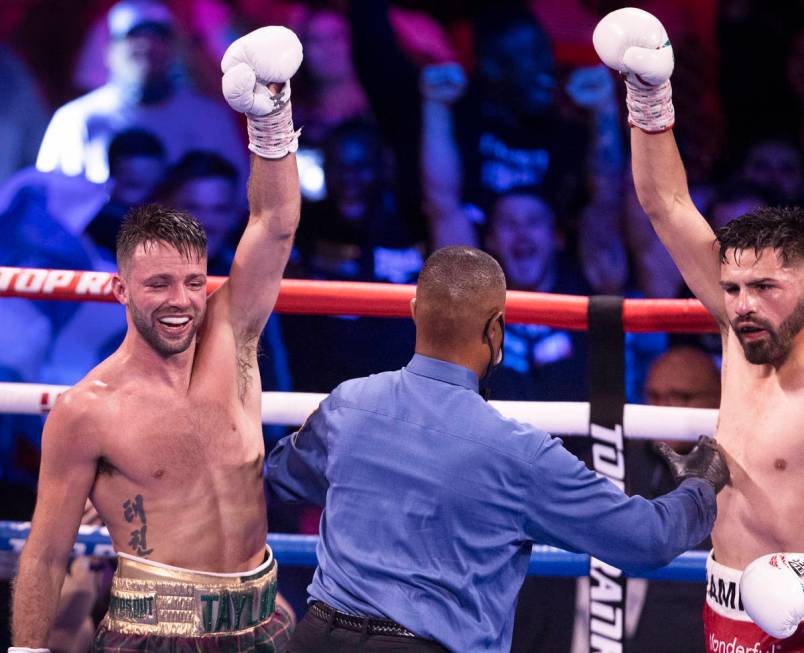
[{"left": 594, "top": 8, "right": 804, "bottom": 650}]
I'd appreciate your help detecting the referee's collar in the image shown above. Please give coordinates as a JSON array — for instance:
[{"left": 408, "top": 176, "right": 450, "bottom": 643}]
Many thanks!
[{"left": 405, "top": 354, "right": 479, "bottom": 393}]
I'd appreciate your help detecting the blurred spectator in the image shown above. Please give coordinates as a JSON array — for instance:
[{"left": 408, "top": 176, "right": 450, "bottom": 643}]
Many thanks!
[
  {"left": 348, "top": 0, "right": 441, "bottom": 240},
  {"left": 706, "top": 180, "right": 773, "bottom": 232},
  {"left": 417, "top": 24, "right": 628, "bottom": 400},
  {"left": 36, "top": 0, "right": 247, "bottom": 185},
  {"left": 83, "top": 128, "right": 167, "bottom": 266},
  {"left": 106, "top": 126, "right": 166, "bottom": 205},
  {"left": 292, "top": 6, "right": 372, "bottom": 201},
  {"left": 293, "top": 120, "right": 423, "bottom": 286},
  {"left": 156, "top": 150, "right": 244, "bottom": 274},
  {"left": 738, "top": 137, "right": 803, "bottom": 206},
  {"left": 350, "top": 1, "right": 624, "bottom": 250},
  {"left": 415, "top": 10, "right": 626, "bottom": 278},
  {"left": 482, "top": 193, "right": 591, "bottom": 402},
  {"left": 643, "top": 346, "right": 721, "bottom": 414},
  {"left": 0, "top": 185, "right": 94, "bottom": 329},
  {"left": 465, "top": 6, "right": 589, "bottom": 215},
  {"left": 0, "top": 46, "right": 49, "bottom": 186},
  {"left": 283, "top": 120, "right": 421, "bottom": 393},
  {"left": 417, "top": 6, "right": 605, "bottom": 224},
  {"left": 0, "top": 168, "right": 106, "bottom": 238},
  {"left": 293, "top": 7, "right": 371, "bottom": 148}
]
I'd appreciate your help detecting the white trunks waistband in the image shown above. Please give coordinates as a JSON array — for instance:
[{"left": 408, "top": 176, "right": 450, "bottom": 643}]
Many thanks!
[{"left": 706, "top": 551, "right": 751, "bottom": 622}]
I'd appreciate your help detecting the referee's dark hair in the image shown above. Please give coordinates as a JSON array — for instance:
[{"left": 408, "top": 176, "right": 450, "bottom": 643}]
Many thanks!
[{"left": 414, "top": 246, "right": 506, "bottom": 349}]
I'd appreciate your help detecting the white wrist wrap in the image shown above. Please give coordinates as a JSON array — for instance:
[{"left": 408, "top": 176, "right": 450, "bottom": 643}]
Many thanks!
[
  {"left": 9, "top": 648, "right": 51, "bottom": 652},
  {"left": 246, "top": 83, "right": 300, "bottom": 159},
  {"left": 625, "top": 79, "right": 675, "bottom": 133}
]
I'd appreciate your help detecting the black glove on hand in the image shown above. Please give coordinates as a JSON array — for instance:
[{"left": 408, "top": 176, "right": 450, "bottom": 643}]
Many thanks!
[{"left": 654, "top": 435, "right": 730, "bottom": 493}]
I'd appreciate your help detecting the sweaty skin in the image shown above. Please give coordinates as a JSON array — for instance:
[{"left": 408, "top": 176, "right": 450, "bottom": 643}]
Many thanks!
[
  {"left": 631, "top": 128, "right": 804, "bottom": 570},
  {"left": 12, "top": 152, "right": 300, "bottom": 646}
]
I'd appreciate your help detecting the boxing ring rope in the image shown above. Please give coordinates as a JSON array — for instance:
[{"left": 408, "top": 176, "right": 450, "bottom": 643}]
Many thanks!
[
  {"left": 0, "top": 266, "right": 717, "bottom": 584},
  {"left": 0, "top": 522, "right": 709, "bottom": 582},
  {"left": 0, "top": 266, "right": 719, "bottom": 332},
  {"left": 0, "top": 382, "right": 717, "bottom": 440}
]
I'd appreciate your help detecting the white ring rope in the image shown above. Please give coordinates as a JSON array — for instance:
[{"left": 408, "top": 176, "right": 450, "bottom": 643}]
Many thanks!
[{"left": 0, "top": 382, "right": 716, "bottom": 440}]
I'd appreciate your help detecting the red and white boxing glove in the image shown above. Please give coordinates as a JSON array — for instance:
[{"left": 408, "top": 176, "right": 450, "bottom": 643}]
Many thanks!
[
  {"left": 740, "top": 553, "right": 804, "bottom": 639},
  {"left": 221, "top": 26, "right": 303, "bottom": 158},
  {"left": 592, "top": 7, "right": 674, "bottom": 133}
]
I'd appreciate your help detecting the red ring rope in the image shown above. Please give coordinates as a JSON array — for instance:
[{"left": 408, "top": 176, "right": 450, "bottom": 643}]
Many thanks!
[{"left": 0, "top": 266, "right": 718, "bottom": 332}]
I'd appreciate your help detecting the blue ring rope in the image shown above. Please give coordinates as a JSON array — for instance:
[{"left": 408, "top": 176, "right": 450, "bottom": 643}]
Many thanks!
[{"left": 0, "top": 521, "right": 706, "bottom": 582}]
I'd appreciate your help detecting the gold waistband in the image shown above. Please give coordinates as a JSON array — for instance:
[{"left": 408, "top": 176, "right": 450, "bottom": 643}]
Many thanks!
[{"left": 102, "top": 549, "right": 278, "bottom": 637}]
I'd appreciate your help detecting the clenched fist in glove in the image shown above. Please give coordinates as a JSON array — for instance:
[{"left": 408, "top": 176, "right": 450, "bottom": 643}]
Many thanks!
[
  {"left": 593, "top": 7, "right": 675, "bottom": 132},
  {"left": 740, "top": 553, "right": 804, "bottom": 639},
  {"left": 221, "top": 26, "right": 303, "bottom": 158}
]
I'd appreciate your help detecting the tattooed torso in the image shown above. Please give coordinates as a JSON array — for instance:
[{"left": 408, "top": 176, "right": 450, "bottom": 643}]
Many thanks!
[{"left": 83, "top": 319, "right": 267, "bottom": 573}]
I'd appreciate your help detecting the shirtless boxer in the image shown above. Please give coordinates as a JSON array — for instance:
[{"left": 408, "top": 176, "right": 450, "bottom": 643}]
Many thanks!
[
  {"left": 11, "top": 26, "right": 302, "bottom": 652},
  {"left": 594, "top": 9, "right": 804, "bottom": 651}
]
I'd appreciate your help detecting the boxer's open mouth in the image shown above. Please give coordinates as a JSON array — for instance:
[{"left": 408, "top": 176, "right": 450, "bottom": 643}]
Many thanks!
[{"left": 157, "top": 316, "right": 192, "bottom": 334}]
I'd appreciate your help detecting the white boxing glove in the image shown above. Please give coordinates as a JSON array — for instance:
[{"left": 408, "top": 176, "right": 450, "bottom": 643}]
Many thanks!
[
  {"left": 592, "top": 7, "right": 674, "bottom": 132},
  {"left": 221, "top": 26, "right": 303, "bottom": 158},
  {"left": 740, "top": 553, "right": 804, "bottom": 639}
]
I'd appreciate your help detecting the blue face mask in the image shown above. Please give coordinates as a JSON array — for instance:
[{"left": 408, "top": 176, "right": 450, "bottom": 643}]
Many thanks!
[{"left": 480, "top": 312, "right": 505, "bottom": 400}]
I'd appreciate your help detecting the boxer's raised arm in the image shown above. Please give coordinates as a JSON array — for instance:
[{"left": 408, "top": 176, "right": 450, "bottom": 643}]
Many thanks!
[
  {"left": 12, "top": 392, "right": 100, "bottom": 648},
  {"left": 631, "top": 129, "right": 724, "bottom": 320},
  {"left": 594, "top": 9, "right": 726, "bottom": 322},
  {"left": 226, "top": 150, "right": 300, "bottom": 340},
  {"left": 215, "top": 27, "right": 302, "bottom": 341}
]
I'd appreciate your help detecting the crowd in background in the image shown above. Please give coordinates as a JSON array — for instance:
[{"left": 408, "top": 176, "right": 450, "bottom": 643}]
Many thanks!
[{"left": 0, "top": 0, "right": 801, "bottom": 651}]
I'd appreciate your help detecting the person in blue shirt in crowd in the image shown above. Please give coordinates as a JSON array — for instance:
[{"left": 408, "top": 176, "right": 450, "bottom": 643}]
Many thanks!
[{"left": 267, "top": 245, "right": 730, "bottom": 653}]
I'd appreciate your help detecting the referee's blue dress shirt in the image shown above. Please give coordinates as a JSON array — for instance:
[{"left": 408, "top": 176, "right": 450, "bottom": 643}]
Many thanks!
[{"left": 267, "top": 354, "right": 716, "bottom": 652}]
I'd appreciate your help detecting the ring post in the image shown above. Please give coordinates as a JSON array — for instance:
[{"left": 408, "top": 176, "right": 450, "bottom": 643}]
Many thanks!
[{"left": 587, "top": 296, "right": 627, "bottom": 652}]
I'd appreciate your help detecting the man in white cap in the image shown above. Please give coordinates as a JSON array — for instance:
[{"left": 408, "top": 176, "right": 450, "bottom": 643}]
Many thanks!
[{"left": 36, "top": 0, "right": 247, "bottom": 186}]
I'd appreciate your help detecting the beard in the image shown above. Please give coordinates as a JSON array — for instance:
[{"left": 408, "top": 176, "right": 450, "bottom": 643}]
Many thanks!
[
  {"left": 129, "top": 300, "right": 202, "bottom": 357},
  {"left": 733, "top": 299, "right": 804, "bottom": 365}
]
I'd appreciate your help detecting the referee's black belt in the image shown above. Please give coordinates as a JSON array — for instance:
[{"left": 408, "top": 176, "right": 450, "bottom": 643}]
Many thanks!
[{"left": 310, "top": 600, "right": 423, "bottom": 639}]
